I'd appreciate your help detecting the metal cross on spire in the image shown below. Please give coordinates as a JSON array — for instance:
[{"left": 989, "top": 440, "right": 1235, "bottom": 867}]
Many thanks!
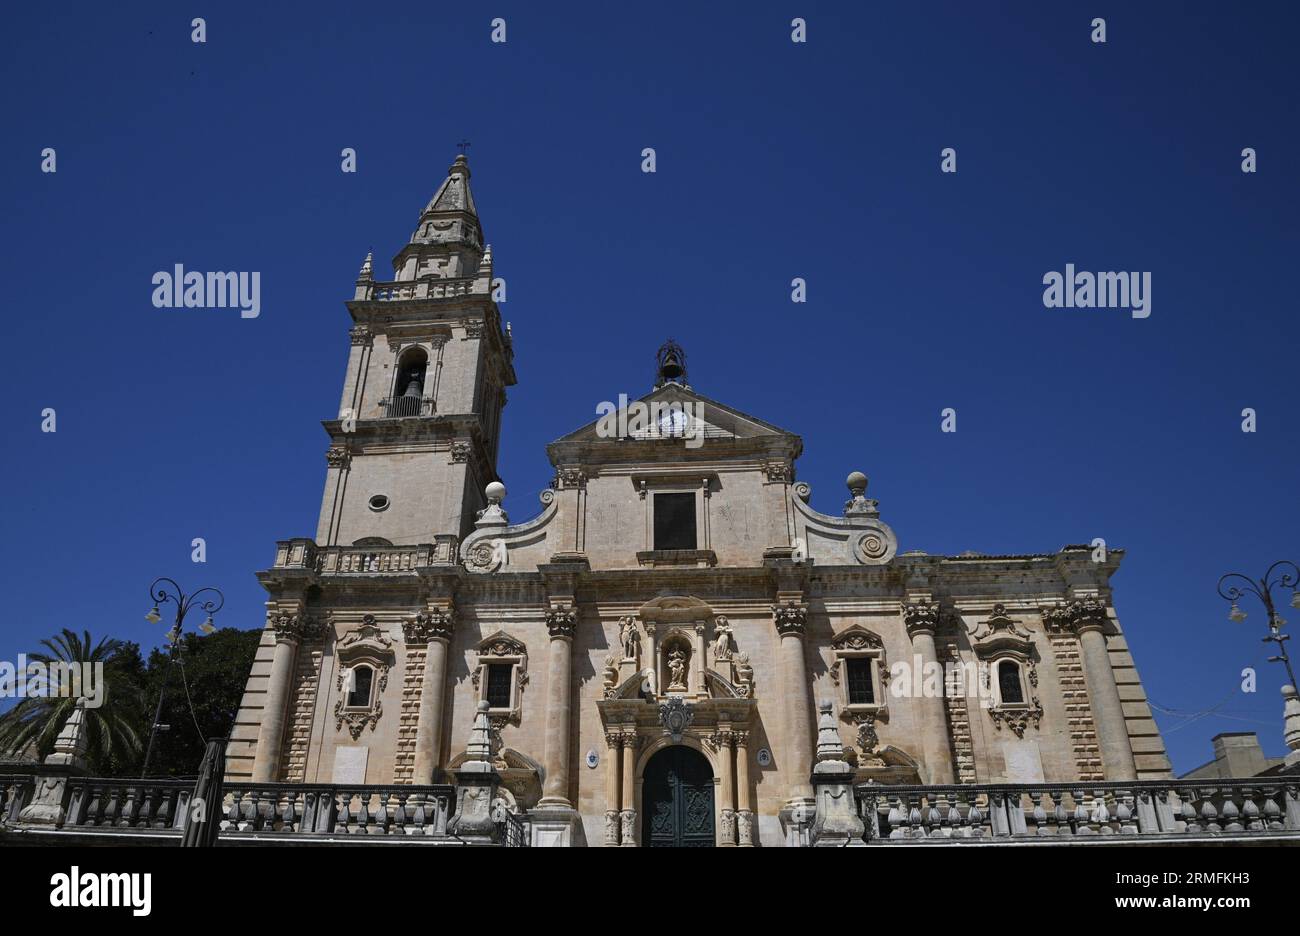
[{"left": 457, "top": 139, "right": 471, "bottom": 155}]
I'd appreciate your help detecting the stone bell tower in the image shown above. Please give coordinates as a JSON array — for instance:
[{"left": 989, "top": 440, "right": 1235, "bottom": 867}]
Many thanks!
[{"left": 317, "top": 153, "right": 516, "bottom": 546}]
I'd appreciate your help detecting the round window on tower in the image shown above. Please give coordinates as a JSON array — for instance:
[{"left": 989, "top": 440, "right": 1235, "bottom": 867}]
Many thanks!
[{"left": 368, "top": 494, "right": 390, "bottom": 512}]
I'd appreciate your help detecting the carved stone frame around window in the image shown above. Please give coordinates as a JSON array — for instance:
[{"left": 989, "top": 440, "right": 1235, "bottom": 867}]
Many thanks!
[
  {"left": 472, "top": 630, "right": 529, "bottom": 728},
  {"left": 334, "top": 616, "right": 394, "bottom": 741},
  {"left": 966, "top": 604, "right": 1043, "bottom": 738},
  {"left": 828, "top": 625, "right": 889, "bottom": 722}
]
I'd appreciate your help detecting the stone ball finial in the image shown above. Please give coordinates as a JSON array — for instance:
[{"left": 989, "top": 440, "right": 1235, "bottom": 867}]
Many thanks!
[
  {"left": 846, "top": 471, "right": 868, "bottom": 494},
  {"left": 477, "top": 699, "right": 490, "bottom": 712},
  {"left": 485, "top": 481, "right": 506, "bottom": 504}
]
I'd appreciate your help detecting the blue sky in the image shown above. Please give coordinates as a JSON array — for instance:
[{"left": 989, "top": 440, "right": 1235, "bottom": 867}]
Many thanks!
[{"left": 1, "top": 1, "right": 1297, "bottom": 773}]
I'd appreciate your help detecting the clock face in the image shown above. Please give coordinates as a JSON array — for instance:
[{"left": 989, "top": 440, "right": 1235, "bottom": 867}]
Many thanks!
[{"left": 658, "top": 407, "right": 688, "bottom": 436}]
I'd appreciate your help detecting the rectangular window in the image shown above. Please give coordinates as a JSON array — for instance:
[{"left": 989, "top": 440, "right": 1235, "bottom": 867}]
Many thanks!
[
  {"left": 485, "top": 662, "right": 513, "bottom": 709},
  {"left": 845, "top": 658, "right": 875, "bottom": 705},
  {"left": 653, "top": 493, "right": 697, "bottom": 550}
]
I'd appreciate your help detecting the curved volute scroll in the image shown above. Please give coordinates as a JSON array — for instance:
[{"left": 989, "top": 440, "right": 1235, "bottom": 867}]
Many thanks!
[
  {"left": 789, "top": 471, "right": 898, "bottom": 566},
  {"left": 460, "top": 482, "right": 560, "bottom": 574}
]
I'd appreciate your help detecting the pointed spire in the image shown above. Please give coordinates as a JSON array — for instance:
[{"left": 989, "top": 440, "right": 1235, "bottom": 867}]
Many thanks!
[
  {"left": 357, "top": 250, "right": 373, "bottom": 282},
  {"left": 411, "top": 153, "right": 481, "bottom": 248}
]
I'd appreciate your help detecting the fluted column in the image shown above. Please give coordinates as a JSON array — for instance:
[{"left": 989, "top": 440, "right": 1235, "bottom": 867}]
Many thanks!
[
  {"left": 772, "top": 600, "right": 814, "bottom": 804},
  {"left": 252, "top": 614, "right": 311, "bottom": 782},
  {"left": 604, "top": 730, "right": 623, "bottom": 846},
  {"left": 619, "top": 732, "right": 640, "bottom": 846},
  {"left": 716, "top": 728, "right": 737, "bottom": 846},
  {"left": 1075, "top": 613, "right": 1138, "bottom": 780},
  {"left": 903, "top": 600, "right": 955, "bottom": 784},
  {"left": 540, "top": 606, "right": 577, "bottom": 807},
  {"left": 735, "top": 730, "right": 754, "bottom": 846},
  {"left": 405, "top": 607, "right": 455, "bottom": 784}
]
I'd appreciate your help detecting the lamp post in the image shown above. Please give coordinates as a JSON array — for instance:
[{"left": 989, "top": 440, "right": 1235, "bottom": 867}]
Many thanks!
[
  {"left": 140, "top": 577, "right": 224, "bottom": 778},
  {"left": 1217, "top": 560, "right": 1300, "bottom": 690}
]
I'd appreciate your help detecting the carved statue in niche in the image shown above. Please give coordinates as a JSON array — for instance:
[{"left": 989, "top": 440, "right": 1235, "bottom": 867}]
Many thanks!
[
  {"left": 712, "top": 617, "right": 734, "bottom": 662},
  {"left": 667, "top": 648, "right": 688, "bottom": 691},
  {"left": 619, "top": 617, "right": 641, "bottom": 664}
]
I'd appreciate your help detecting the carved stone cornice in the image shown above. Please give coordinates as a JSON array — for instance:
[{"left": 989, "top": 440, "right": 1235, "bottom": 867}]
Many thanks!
[
  {"left": 902, "top": 598, "right": 941, "bottom": 639},
  {"left": 771, "top": 602, "right": 808, "bottom": 638},
  {"left": 403, "top": 607, "right": 456, "bottom": 644},
  {"left": 546, "top": 606, "right": 578, "bottom": 640}
]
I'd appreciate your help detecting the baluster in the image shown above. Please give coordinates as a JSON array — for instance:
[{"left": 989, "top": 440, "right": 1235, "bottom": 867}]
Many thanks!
[
  {"left": 1262, "top": 790, "right": 1284, "bottom": 831},
  {"left": 967, "top": 800, "right": 984, "bottom": 838},
  {"left": 886, "top": 799, "right": 905, "bottom": 839},
  {"left": 1115, "top": 794, "right": 1137, "bottom": 834},
  {"left": 337, "top": 789, "right": 354, "bottom": 832},
  {"left": 1199, "top": 790, "right": 1221, "bottom": 833},
  {"left": 357, "top": 790, "right": 372, "bottom": 833},
  {"left": 393, "top": 792, "right": 408, "bottom": 834},
  {"left": 1030, "top": 792, "right": 1048, "bottom": 836},
  {"left": 1220, "top": 791, "right": 1241, "bottom": 833},
  {"left": 1179, "top": 789, "right": 1200, "bottom": 833},
  {"left": 1091, "top": 791, "right": 1111, "bottom": 834},
  {"left": 1240, "top": 789, "right": 1261, "bottom": 832},
  {"left": 280, "top": 790, "right": 298, "bottom": 831}
]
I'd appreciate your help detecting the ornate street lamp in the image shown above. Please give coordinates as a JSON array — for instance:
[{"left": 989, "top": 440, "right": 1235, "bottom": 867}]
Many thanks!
[
  {"left": 140, "top": 577, "right": 225, "bottom": 778},
  {"left": 1217, "top": 560, "right": 1300, "bottom": 689}
]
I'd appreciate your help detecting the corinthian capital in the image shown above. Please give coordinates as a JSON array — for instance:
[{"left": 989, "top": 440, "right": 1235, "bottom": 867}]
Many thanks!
[
  {"left": 271, "top": 613, "right": 323, "bottom": 644},
  {"left": 903, "top": 598, "right": 941, "bottom": 638},
  {"left": 771, "top": 602, "right": 808, "bottom": 638},
  {"left": 1041, "top": 598, "right": 1109, "bottom": 635},
  {"left": 546, "top": 606, "right": 578, "bottom": 639},
  {"left": 404, "top": 607, "right": 456, "bottom": 644}
]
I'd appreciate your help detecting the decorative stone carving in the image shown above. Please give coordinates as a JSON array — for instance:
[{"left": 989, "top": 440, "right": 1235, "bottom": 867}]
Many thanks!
[
  {"left": 733, "top": 653, "right": 755, "bottom": 698},
  {"left": 449, "top": 440, "right": 472, "bottom": 463},
  {"left": 988, "top": 696, "right": 1044, "bottom": 738},
  {"left": 667, "top": 647, "right": 688, "bottom": 690},
  {"left": 658, "top": 697, "right": 694, "bottom": 742},
  {"left": 271, "top": 614, "right": 323, "bottom": 644},
  {"left": 470, "top": 630, "right": 529, "bottom": 726},
  {"left": 1042, "top": 598, "right": 1109, "bottom": 634},
  {"left": 712, "top": 616, "right": 734, "bottom": 661},
  {"left": 771, "top": 602, "right": 808, "bottom": 638},
  {"left": 968, "top": 603, "right": 1035, "bottom": 650},
  {"left": 403, "top": 607, "right": 456, "bottom": 644},
  {"left": 349, "top": 324, "right": 373, "bottom": 346},
  {"left": 736, "top": 810, "right": 754, "bottom": 846},
  {"left": 903, "top": 599, "right": 942, "bottom": 638},
  {"left": 843, "top": 471, "right": 879, "bottom": 517},
  {"left": 601, "top": 654, "right": 620, "bottom": 699},
  {"left": 604, "top": 810, "right": 620, "bottom": 846},
  {"left": 762, "top": 462, "right": 792, "bottom": 484},
  {"left": 619, "top": 616, "right": 641, "bottom": 663},
  {"left": 325, "top": 446, "right": 351, "bottom": 469},
  {"left": 552, "top": 466, "right": 587, "bottom": 490},
  {"left": 853, "top": 529, "right": 891, "bottom": 562},
  {"left": 334, "top": 699, "right": 382, "bottom": 739},
  {"left": 546, "top": 606, "right": 577, "bottom": 640}
]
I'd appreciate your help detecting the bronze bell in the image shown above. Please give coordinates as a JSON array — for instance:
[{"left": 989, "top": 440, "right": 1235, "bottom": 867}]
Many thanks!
[
  {"left": 401, "top": 370, "right": 423, "bottom": 397},
  {"left": 660, "top": 351, "right": 684, "bottom": 380}
]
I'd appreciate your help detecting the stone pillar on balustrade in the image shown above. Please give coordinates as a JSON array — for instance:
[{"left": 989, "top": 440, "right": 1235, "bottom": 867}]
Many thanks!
[
  {"left": 17, "top": 698, "right": 89, "bottom": 826},
  {"left": 809, "top": 700, "right": 866, "bottom": 847},
  {"left": 448, "top": 700, "right": 502, "bottom": 844}
]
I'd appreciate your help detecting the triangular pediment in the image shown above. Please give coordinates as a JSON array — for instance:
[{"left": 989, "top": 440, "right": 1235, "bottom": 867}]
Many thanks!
[{"left": 551, "top": 383, "right": 799, "bottom": 445}]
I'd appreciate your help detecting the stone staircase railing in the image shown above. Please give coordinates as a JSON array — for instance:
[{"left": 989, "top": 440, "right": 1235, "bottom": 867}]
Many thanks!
[{"left": 856, "top": 778, "right": 1300, "bottom": 841}]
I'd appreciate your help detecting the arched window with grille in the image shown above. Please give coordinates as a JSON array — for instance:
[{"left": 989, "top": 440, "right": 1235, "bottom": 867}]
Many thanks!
[
  {"left": 346, "top": 664, "right": 374, "bottom": 709},
  {"left": 388, "top": 347, "right": 429, "bottom": 417}
]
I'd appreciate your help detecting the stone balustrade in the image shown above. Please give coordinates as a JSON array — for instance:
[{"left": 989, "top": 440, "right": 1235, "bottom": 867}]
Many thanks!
[
  {"left": 0, "top": 774, "right": 526, "bottom": 844},
  {"left": 364, "top": 277, "right": 477, "bottom": 302},
  {"left": 857, "top": 778, "right": 1300, "bottom": 842},
  {"left": 271, "top": 536, "right": 459, "bottom": 575}
]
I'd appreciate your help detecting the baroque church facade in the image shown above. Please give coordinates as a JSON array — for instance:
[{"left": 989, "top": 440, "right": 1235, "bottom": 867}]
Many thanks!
[{"left": 227, "top": 154, "right": 1172, "bottom": 846}]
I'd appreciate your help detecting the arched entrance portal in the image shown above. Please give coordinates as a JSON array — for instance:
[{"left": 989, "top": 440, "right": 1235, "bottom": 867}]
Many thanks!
[{"left": 642, "top": 745, "right": 715, "bottom": 847}]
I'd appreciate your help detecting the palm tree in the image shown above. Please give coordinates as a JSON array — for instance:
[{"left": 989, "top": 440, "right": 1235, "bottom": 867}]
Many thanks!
[{"left": 0, "top": 629, "right": 144, "bottom": 773}]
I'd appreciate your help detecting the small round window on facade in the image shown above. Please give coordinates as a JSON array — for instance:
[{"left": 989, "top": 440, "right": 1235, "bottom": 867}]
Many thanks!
[{"left": 368, "top": 494, "right": 390, "bottom": 512}]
